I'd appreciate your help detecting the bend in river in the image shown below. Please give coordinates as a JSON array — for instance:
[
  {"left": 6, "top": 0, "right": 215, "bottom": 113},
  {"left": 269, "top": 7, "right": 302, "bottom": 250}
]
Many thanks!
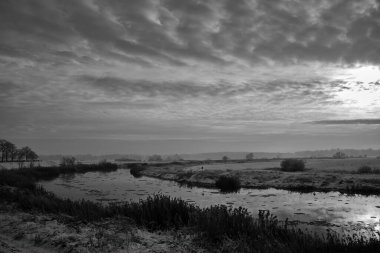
[{"left": 40, "top": 169, "right": 380, "bottom": 236}]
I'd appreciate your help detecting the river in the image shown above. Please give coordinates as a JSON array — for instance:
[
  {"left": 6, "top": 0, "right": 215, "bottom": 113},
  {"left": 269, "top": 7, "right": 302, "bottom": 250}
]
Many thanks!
[{"left": 40, "top": 168, "right": 380, "bottom": 236}]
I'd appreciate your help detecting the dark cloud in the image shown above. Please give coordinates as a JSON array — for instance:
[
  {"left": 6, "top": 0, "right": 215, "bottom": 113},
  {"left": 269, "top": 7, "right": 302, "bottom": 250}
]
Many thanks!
[
  {"left": 0, "top": 0, "right": 379, "bottom": 66},
  {"left": 311, "top": 119, "right": 380, "bottom": 125}
]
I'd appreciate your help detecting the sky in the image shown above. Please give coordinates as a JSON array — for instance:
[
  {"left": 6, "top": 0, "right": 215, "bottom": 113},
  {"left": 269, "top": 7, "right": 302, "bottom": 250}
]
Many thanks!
[{"left": 0, "top": 0, "right": 380, "bottom": 155}]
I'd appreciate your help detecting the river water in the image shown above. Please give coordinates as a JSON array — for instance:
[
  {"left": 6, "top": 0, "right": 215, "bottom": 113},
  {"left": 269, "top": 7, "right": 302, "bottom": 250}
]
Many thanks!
[{"left": 40, "top": 168, "right": 380, "bottom": 236}]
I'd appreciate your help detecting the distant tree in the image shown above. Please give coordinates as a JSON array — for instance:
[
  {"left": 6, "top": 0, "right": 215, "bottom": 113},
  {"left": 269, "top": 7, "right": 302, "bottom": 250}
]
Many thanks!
[
  {"left": 20, "top": 146, "right": 32, "bottom": 161},
  {"left": 222, "top": 155, "right": 229, "bottom": 163},
  {"left": 246, "top": 153, "right": 254, "bottom": 161},
  {"left": 333, "top": 151, "right": 346, "bottom": 159},
  {"left": 60, "top": 156, "right": 76, "bottom": 167},
  {"left": 9, "top": 143, "right": 17, "bottom": 162},
  {"left": 0, "top": 141, "right": 38, "bottom": 164},
  {"left": 98, "top": 158, "right": 108, "bottom": 165},
  {"left": 3, "top": 141, "right": 16, "bottom": 162},
  {"left": 148, "top": 154, "right": 163, "bottom": 162},
  {"left": 16, "top": 149, "right": 25, "bottom": 168},
  {"left": 165, "top": 154, "right": 182, "bottom": 161},
  {"left": 0, "top": 140, "right": 6, "bottom": 162},
  {"left": 30, "top": 150, "right": 38, "bottom": 159}
]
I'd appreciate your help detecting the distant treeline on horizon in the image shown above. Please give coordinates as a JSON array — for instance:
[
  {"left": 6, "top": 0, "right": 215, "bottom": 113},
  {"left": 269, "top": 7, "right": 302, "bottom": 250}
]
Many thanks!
[{"left": 38, "top": 148, "right": 380, "bottom": 162}]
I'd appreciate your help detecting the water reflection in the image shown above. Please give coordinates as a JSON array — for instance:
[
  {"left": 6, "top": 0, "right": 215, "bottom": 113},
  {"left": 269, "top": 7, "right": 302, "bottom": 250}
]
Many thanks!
[{"left": 40, "top": 169, "right": 380, "bottom": 235}]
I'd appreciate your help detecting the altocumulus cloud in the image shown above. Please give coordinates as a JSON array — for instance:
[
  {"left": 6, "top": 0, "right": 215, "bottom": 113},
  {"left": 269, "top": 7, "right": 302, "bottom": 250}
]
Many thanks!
[
  {"left": 0, "top": 0, "right": 379, "bottom": 152},
  {"left": 1, "top": 0, "right": 380, "bottom": 66}
]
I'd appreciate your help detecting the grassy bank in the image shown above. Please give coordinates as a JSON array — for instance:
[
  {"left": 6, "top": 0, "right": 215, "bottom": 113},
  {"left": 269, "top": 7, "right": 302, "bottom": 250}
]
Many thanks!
[
  {"left": 0, "top": 162, "right": 117, "bottom": 190},
  {"left": 1, "top": 166, "right": 380, "bottom": 252},
  {"left": 136, "top": 162, "right": 380, "bottom": 195}
]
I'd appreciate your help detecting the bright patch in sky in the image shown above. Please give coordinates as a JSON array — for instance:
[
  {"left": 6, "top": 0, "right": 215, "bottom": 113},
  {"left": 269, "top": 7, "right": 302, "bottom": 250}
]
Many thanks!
[
  {"left": 336, "top": 86, "right": 380, "bottom": 108},
  {"left": 333, "top": 65, "right": 380, "bottom": 110},
  {"left": 347, "top": 66, "right": 380, "bottom": 83}
]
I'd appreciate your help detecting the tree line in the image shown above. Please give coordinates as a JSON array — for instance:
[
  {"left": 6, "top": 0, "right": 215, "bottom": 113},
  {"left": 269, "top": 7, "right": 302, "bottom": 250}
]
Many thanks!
[{"left": 0, "top": 139, "right": 38, "bottom": 163}]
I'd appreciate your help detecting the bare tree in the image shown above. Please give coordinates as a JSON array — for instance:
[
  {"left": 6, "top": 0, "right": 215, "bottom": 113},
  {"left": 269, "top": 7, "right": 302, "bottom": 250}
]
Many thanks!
[
  {"left": 333, "top": 151, "right": 346, "bottom": 159},
  {"left": 28, "top": 150, "right": 39, "bottom": 167},
  {"left": 20, "top": 146, "right": 32, "bottom": 161},
  {"left": 246, "top": 153, "right": 254, "bottom": 161},
  {"left": 16, "top": 149, "right": 25, "bottom": 168},
  {"left": 148, "top": 154, "right": 163, "bottom": 162},
  {"left": 0, "top": 140, "right": 5, "bottom": 162},
  {"left": 3, "top": 141, "right": 16, "bottom": 162},
  {"left": 222, "top": 155, "right": 229, "bottom": 163},
  {"left": 0, "top": 141, "right": 38, "bottom": 164},
  {"left": 60, "top": 156, "right": 76, "bottom": 167},
  {"left": 9, "top": 143, "right": 17, "bottom": 162}
]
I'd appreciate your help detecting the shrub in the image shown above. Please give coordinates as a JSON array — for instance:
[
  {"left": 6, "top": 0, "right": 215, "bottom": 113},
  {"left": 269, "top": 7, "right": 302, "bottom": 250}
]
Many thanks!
[
  {"left": 280, "top": 159, "right": 305, "bottom": 172},
  {"left": 129, "top": 164, "right": 145, "bottom": 177},
  {"left": 215, "top": 175, "right": 241, "bottom": 192},
  {"left": 357, "top": 165, "right": 372, "bottom": 174}
]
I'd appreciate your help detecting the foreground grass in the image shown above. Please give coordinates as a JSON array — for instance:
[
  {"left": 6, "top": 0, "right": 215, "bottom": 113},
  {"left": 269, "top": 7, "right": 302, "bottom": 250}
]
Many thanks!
[{"left": 1, "top": 166, "right": 380, "bottom": 252}]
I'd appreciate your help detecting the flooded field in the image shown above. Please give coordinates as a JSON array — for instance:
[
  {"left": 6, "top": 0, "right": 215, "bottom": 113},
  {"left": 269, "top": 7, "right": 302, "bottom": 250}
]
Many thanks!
[{"left": 40, "top": 169, "right": 380, "bottom": 236}]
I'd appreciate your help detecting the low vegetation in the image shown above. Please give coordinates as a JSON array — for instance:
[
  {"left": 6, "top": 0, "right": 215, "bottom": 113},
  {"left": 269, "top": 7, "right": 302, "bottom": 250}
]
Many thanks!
[
  {"left": 357, "top": 165, "right": 380, "bottom": 174},
  {"left": 345, "top": 184, "right": 380, "bottom": 195},
  {"left": 357, "top": 165, "right": 373, "bottom": 174},
  {"left": 215, "top": 175, "right": 241, "bottom": 192},
  {"left": 0, "top": 161, "right": 118, "bottom": 190},
  {"left": 280, "top": 159, "right": 305, "bottom": 172}
]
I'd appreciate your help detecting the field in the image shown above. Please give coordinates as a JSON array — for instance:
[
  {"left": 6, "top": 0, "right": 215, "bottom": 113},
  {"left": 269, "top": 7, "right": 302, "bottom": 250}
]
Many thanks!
[
  {"left": 141, "top": 158, "right": 380, "bottom": 194},
  {"left": 186, "top": 158, "right": 380, "bottom": 172}
]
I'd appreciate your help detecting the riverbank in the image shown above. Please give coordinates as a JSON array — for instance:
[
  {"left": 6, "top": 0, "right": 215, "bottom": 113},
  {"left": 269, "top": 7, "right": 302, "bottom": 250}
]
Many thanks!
[
  {"left": 0, "top": 203, "right": 199, "bottom": 253},
  {"left": 2, "top": 186, "right": 380, "bottom": 253},
  {"left": 138, "top": 159, "right": 380, "bottom": 194}
]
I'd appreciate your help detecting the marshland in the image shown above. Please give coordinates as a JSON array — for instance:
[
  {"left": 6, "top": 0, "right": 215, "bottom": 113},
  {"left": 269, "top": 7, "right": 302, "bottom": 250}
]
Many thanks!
[
  {"left": 2, "top": 0, "right": 380, "bottom": 252},
  {"left": 1, "top": 149, "right": 380, "bottom": 252}
]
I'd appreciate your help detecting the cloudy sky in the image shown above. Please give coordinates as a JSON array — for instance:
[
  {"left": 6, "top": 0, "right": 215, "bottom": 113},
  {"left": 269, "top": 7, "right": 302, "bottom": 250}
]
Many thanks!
[{"left": 1, "top": 0, "right": 380, "bottom": 154}]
